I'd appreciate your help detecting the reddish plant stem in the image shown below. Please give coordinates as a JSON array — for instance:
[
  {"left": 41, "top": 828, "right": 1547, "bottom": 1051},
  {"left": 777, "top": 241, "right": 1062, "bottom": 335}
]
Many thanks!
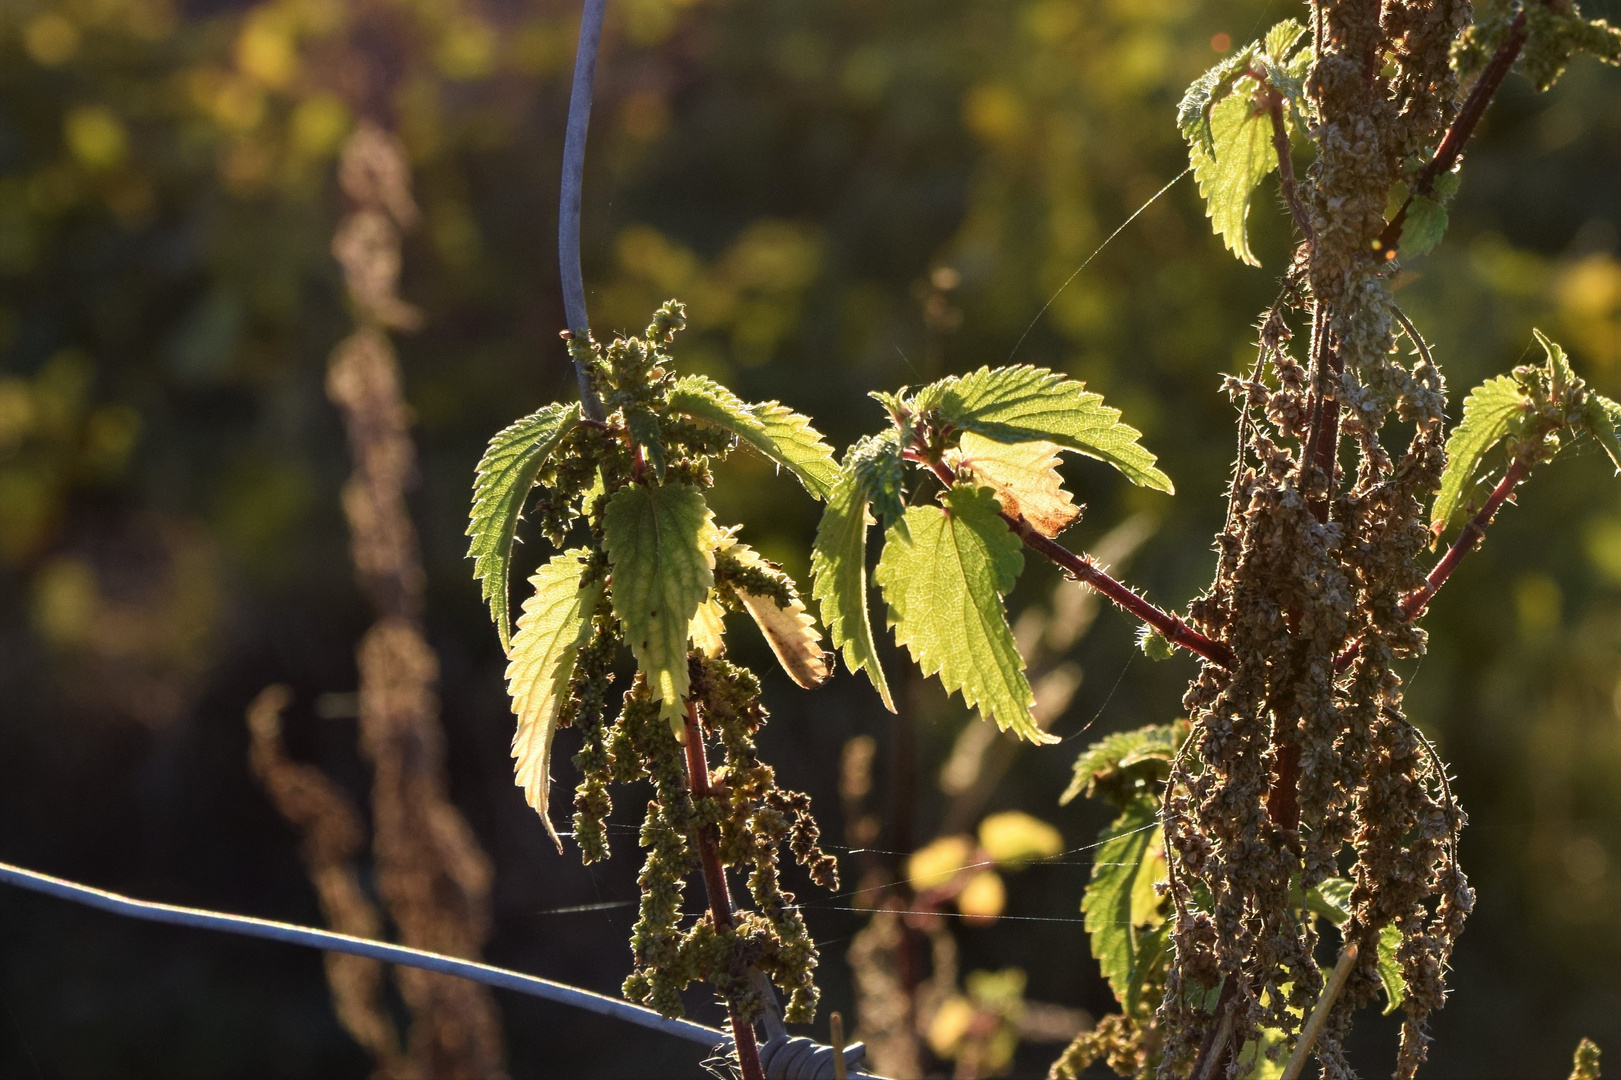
[
  {"left": 1377, "top": 9, "right": 1528, "bottom": 255},
  {"left": 913, "top": 451, "right": 1239, "bottom": 669},
  {"left": 682, "top": 704, "right": 765, "bottom": 1080},
  {"left": 1262, "top": 86, "right": 1314, "bottom": 244},
  {"left": 1334, "top": 454, "right": 1533, "bottom": 674}
]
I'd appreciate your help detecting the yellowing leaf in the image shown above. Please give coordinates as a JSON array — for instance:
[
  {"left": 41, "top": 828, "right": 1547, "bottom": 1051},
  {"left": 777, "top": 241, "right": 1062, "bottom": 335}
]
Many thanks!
[
  {"left": 602, "top": 483, "right": 720, "bottom": 730},
  {"left": 719, "top": 538, "right": 831, "bottom": 688},
  {"left": 689, "top": 596, "right": 727, "bottom": 658},
  {"left": 949, "top": 432, "right": 1080, "bottom": 538},
  {"left": 875, "top": 485, "right": 1049, "bottom": 743},
  {"left": 957, "top": 870, "right": 1006, "bottom": 923},
  {"left": 506, "top": 551, "right": 602, "bottom": 853},
  {"left": 978, "top": 811, "right": 1063, "bottom": 866},
  {"left": 1190, "top": 76, "right": 1276, "bottom": 267},
  {"left": 908, "top": 834, "right": 977, "bottom": 891}
]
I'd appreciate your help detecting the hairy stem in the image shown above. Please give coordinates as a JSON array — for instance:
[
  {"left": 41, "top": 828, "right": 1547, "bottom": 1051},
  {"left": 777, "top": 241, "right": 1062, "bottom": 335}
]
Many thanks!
[
  {"left": 683, "top": 704, "right": 766, "bottom": 1080},
  {"left": 915, "top": 452, "right": 1238, "bottom": 668},
  {"left": 1263, "top": 87, "right": 1314, "bottom": 244},
  {"left": 1334, "top": 453, "right": 1532, "bottom": 673},
  {"left": 1377, "top": 8, "right": 1528, "bottom": 256},
  {"left": 560, "top": 0, "right": 609, "bottom": 421},
  {"left": 1279, "top": 944, "right": 1358, "bottom": 1080},
  {"left": 1401, "top": 455, "right": 1531, "bottom": 622}
]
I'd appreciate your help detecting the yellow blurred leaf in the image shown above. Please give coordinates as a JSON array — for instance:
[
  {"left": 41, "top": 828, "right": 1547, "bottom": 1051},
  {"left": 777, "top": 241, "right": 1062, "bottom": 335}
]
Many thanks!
[
  {"left": 926, "top": 995, "right": 975, "bottom": 1058},
  {"left": 236, "top": 12, "right": 299, "bottom": 89},
  {"left": 291, "top": 94, "right": 351, "bottom": 158},
  {"left": 949, "top": 432, "right": 1081, "bottom": 538},
  {"left": 957, "top": 869, "right": 1006, "bottom": 923},
  {"left": 64, "top": 107, "right": 128, "bottom": 171},
  {"left": 979, "top": 810, "right": 1063, "bottom": 866},
  {"left": 908, "top": 834, "right": 977, "bottom": 891},
  {"left": 25, "top": 14, "right": 80, "bottom": 66}
]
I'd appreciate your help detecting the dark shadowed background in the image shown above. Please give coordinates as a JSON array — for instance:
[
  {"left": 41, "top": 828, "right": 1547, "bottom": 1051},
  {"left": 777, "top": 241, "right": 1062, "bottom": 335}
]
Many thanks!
[{"left": 2, "top": 0, "right": 1621, "bottom": 1076}]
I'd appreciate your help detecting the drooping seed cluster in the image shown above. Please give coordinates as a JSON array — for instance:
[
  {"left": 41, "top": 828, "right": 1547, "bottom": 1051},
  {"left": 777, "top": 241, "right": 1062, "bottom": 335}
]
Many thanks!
[{"left": 1158, "top": 4, "right": 1477, "bottom": 1076}]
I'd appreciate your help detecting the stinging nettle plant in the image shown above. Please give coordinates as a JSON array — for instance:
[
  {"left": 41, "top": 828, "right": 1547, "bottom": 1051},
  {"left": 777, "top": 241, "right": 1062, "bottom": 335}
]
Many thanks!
[{"left": 468, "top": 1, "right": 1621, "bottom": 1078}]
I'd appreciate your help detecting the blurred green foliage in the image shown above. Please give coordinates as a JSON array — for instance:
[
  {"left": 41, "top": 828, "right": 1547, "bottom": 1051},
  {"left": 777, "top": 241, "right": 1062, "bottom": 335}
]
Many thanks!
[{"left": 1, "top": 0, "right": 1620, "bottom": 1076}]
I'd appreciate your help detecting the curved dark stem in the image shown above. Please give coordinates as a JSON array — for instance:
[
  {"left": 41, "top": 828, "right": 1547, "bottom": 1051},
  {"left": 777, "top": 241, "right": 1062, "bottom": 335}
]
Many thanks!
[{"left": 560, "top": 0, "right": 609, "bottom": 421}]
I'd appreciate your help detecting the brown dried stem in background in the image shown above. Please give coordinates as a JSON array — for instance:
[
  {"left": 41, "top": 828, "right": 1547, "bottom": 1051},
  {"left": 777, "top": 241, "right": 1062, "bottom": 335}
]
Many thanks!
[
  {"left": 246, "top": 685, "right": 410, "bottom": 1078},
  {"left": 248, "top": 122, "right": 505, "bottom": 1080}
]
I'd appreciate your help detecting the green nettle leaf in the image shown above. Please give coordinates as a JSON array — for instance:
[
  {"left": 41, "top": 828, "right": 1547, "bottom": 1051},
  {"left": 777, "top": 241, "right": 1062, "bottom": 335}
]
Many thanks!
[
  {"left": 1538, "top": 327, "right": 1577, "bottom": 398},
  {"left": 1190, "top": 76, "right": 1277, "bottom": 267},
  {"left": 1402, "top": 194, "right": 1449, "bottom": 257},
  {"left": 1299, "top": 876, "right": 1353, "bottom": 925},
  {"left": 920, "top": 365, "right": 1174, "bottom": 493},
  {"left": 1061, "top": 722, "right": 1187, "bottom": 808},
  {"left": 1176, "top": 49, "right": 1254, "bottom": 154},
  {"left": 506, "top": 551, "right": 602, "bottom": 852},
  {"left": 666, "top": 374, "right": 840, "bottom": 499},
  {"left": 624, "top": 404, "right": 666, "bottom": 482},
  {"left": 873, "top": 484, "right": 1050, "bottom": 743},
  {"left": 1124, "top": 920, "right": 1170, "bottom": 1017},
  {"left": 1377, "top": 923, "right": 1406, "bottom": 1015},
  {"left": 1580, "top": 392, "right": 1621, "bottom": 473},
  {"left": 602, "top": 482, "right": 720, "bottom": 730},
  {"left": 1263, "top": 18, "right": 1307, "bottom": 61},
  {"left": 1136, "top": 625, "right": 1175, "bottom": 661},
  {"left": 467, "top": 402, "right": 581, "bottom": 651},
  {"left": 811, "top": 462, "right": 896, "bottom": 712},
  {"left": 850, "top": 428, "right": 909, "bottom": 536},
  {"left": 1432, "top": 375, "right": 1534, "bottom": 534},
  {"left": 1081, "top": 797, "right": 1160, "bottom": 1006}
]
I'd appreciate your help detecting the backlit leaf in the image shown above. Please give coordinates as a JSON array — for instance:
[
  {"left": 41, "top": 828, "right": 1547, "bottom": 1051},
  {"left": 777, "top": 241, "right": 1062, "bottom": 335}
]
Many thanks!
[
  {"left": 467, "top": 402, "right": 579, "bottom": 650},
  {"left": 602, "top": 482, "right": 720, "bottom": 730},
  {"left": 920, "top": 366, "right": 1173, "bottom": 493},
  {"left": 689, "top": 596, "right": 727, "bottom": 658},
  {"left": 1082, "top": 797, "right": 1160, "bottom": 1005},
  {"left": 949, "top": 432, "right": 1080, "bottom": 537},
  {"left": 666, "top": 374, "right": 840, "bottom": 499},
  {"left": 719, "top": 538, "right": 831, "bottom": 688},
  {"left": 811, "top": 454, "right": 896, "bottom": 711},
  {"left": 874, "top": 484, "right": 1049, "bottom": 743},
  {"left": 1401, "top": 194, "right": 1449, "bottom": 257},
  {"left": 1580, "top": 391, "right": 1621, "bottom": 474},
  {"left": 1432, "top": 375, "right": 1533, "bottom": 534},
  {"left": 1377, "top": 923, "right": 1406, "bottom": 1015},
  {"left": 908, "top": 834, "right": 977, "bottom": 891},
  {"left": 978, "top": 811, "right": 1064, "bottom": 866},
  {"left": 1062, "top": 722, "right": 1188, "bottom": 808},
  {"left": 1190, "top": 76, "right": 1276, "bottom": 267},
  {"left": 506, "top": 550, "right": 602, "bottom": 852}
]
